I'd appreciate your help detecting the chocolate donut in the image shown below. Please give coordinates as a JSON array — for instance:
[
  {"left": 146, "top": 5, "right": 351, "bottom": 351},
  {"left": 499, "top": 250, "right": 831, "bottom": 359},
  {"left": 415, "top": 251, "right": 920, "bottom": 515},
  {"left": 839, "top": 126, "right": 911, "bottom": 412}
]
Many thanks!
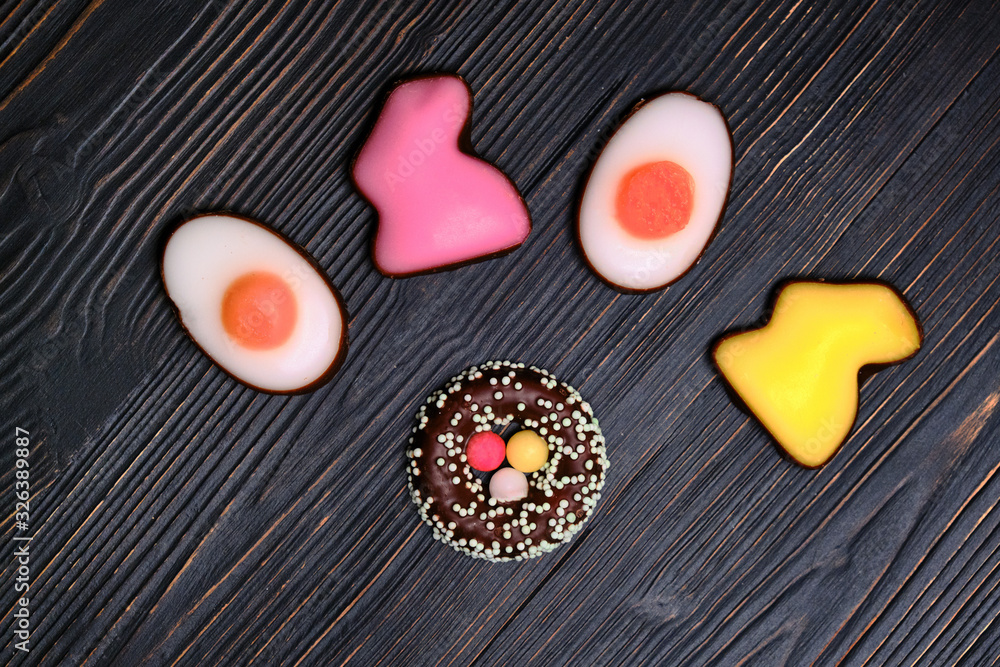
[{"left": 406, "top": 361, "right": 609, "bottom": 561}]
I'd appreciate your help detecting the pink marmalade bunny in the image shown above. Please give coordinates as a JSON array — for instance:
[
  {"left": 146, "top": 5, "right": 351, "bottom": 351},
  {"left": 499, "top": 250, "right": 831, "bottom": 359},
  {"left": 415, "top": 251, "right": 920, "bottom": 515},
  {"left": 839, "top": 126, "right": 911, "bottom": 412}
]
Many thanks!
[{"left": 353, "top": 75, "right": 531, "bottom": 277}]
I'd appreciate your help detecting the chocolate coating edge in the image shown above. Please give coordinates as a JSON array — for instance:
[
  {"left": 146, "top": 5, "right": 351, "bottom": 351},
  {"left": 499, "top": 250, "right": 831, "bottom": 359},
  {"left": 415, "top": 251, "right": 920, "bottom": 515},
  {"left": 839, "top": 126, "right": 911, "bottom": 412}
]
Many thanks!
[
  {"left": 406, "top": 361, "right": 609, "bottom": 561},
  {"left": 159, "top": 211, "right": 350, "bottom": 395},
  {"left": 575, "top": 90, "right": 735, "bottom": 294},
  {"left": 350, "top": 73, "right": 533, "bottom": 279},
  {"left": 710, "top": 278, "right": 924, "bottom": 468}
]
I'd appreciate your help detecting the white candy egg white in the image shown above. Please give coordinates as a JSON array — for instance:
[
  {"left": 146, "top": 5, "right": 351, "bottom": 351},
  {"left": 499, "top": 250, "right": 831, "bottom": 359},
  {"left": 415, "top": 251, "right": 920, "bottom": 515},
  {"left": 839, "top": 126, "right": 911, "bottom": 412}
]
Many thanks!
[
  {"left": 162, "top": 214, "right": 347, "bottom": 393},
  {"left": 579, "top": 92, "right": 733, "bottom": 291}
]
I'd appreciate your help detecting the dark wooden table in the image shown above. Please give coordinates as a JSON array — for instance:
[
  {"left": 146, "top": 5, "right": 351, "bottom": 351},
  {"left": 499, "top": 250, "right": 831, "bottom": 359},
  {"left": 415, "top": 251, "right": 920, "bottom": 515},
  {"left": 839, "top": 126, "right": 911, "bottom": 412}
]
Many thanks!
[{"left": 3, "top": 0, "right": 1000, "bottom": 664}]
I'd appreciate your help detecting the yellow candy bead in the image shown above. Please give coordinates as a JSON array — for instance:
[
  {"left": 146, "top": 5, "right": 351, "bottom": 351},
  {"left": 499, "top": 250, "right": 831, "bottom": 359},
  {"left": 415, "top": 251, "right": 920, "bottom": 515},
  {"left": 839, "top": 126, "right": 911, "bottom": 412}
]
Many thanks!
[{"left": 506, "top": 430, "right": 549, "bottom": 473}]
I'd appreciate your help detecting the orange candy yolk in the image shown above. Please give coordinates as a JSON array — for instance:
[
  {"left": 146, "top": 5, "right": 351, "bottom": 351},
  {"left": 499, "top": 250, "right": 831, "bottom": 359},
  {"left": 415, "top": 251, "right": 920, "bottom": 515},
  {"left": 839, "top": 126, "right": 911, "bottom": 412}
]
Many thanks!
[
  {"left": 615, "top": 160, "right": 695, "bottom": 239},
  {"left": 221, "top": 271, "right": 297, "bottom": 350}
]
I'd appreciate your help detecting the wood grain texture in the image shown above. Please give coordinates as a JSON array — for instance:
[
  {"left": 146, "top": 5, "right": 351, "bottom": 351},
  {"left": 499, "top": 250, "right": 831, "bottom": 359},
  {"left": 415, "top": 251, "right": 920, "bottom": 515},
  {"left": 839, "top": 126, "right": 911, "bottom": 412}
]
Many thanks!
[{"left": 2, "top": 0, "right": 1000, "bottom": 664}]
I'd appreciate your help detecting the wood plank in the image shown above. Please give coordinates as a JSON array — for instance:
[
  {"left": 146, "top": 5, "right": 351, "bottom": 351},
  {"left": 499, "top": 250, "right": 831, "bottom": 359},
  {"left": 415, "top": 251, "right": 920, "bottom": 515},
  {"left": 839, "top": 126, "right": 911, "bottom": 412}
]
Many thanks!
[{"left": 1, "top": 0, "right": 999, "bottom": 664}]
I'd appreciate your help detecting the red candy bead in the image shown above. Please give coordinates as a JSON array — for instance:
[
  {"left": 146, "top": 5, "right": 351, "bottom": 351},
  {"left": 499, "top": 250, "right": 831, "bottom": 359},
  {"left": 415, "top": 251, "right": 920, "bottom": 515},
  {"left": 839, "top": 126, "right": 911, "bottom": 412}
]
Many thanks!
[{"left": 466, "top": 431, "right": 506, "bottom": 472}]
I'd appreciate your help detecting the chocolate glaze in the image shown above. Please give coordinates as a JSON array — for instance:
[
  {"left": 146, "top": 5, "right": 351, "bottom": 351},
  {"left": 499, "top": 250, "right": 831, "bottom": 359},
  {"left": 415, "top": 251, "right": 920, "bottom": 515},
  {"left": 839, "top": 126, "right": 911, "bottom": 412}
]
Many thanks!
[{"left": 406, "top": 362, "right": 608, "bottom": 561}]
